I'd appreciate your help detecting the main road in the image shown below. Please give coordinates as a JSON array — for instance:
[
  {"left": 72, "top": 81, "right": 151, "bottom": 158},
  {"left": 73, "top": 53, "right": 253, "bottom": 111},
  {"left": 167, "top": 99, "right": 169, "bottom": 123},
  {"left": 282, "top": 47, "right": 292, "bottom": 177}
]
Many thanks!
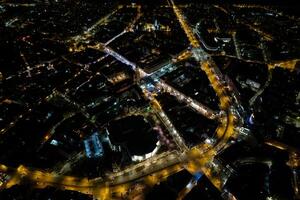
[{"left": 0, "top": 1, "right": 243, "bottom": 199}]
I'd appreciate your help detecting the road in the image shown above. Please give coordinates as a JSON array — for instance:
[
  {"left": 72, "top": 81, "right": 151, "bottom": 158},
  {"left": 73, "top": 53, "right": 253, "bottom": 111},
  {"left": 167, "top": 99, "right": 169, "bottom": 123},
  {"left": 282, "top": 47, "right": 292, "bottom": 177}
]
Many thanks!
[
  {"left": 0, "top": 1, "right": 244, "bottom": 199},
  {"left": 156, "top": 81, "right": 220, "bottom": 120},
  {"left": 100, "top": 44, "right": 220, "bottom": 120}
]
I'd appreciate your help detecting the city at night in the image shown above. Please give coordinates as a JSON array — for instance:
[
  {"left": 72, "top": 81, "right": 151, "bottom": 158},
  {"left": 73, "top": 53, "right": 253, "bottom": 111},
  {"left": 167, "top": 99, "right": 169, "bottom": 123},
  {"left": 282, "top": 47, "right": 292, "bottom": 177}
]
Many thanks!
[{"left": 0, "top": 0, "right": 299, "bottom": 199}]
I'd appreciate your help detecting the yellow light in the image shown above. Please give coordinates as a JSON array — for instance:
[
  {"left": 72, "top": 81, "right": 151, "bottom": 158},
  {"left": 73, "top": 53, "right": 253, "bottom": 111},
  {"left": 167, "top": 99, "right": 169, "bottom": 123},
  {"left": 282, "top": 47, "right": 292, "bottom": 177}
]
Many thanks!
[
  {"left": 17, "top": 165, "right": 29, "bottom": 176},
  {"left": 6, "top": 176, "right": 20, "bottom": 188},
  {"left": 0, "top": 164, "right": 8, "bottom": 171}
]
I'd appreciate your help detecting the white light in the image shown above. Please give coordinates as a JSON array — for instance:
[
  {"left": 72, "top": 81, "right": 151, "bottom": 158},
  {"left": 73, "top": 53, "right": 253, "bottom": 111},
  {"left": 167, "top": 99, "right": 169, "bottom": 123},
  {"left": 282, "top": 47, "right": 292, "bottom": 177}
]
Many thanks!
[{"left": 50, "top": 140, "right": 58, "bottom": 146}]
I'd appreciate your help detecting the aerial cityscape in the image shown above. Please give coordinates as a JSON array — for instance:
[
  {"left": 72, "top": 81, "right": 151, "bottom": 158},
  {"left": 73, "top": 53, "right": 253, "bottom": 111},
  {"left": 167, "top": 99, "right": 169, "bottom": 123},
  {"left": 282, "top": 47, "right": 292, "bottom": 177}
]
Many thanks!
[{"left": 0, "top": 0, "right": 299, "bottom": 199}]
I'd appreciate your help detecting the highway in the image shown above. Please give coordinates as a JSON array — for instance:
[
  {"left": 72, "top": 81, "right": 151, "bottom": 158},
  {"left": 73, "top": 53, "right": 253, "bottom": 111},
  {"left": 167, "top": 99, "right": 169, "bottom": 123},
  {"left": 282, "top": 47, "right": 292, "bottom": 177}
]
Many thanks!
[
  {"left": 151, "top": 99, "right": 188, "bottom": 151},
  {"left": 69, "top": 5, "right": 124, "bottom": 46},
  {"left": 193, "top": 25, "right": 219, "bottom": 52},
  {"left": 169, "top": 0, "right": 200, "bottom": 48},
  {"left": 105, "top": 5, "right": 142, "bottom": 46},
  {"left": 169, "top": 0, "right": 241, "bottom": 193},
  {"left": 156, "top": 81, "right": 220, "bottom": 120},
  {"left": 100, "top": 44, "right": 220, "bottom": 120}
]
